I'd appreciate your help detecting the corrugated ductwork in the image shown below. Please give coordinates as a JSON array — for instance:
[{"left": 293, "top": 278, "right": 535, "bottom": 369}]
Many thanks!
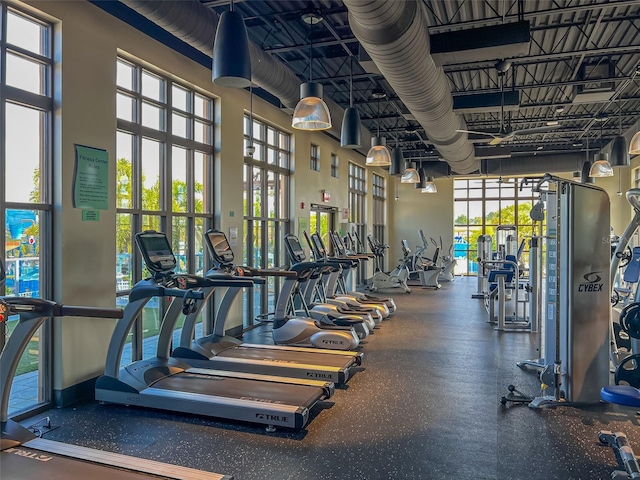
[
  {"left": 481, "top": 153, "right": 584, "bottom": 176},
  {"left": 343, "top": 0, "right": 478, "bottom": 174},
  {"left": 121, "top": 0, "right": 371, "bottom": 149}
]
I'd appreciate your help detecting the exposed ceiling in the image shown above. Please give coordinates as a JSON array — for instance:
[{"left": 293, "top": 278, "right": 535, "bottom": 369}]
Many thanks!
[
  {"left": 199, "top": 0, "right": 640, "bottom": 168},
  {"left": 108, "top": 0, "right": 640, "bottom": 172}
]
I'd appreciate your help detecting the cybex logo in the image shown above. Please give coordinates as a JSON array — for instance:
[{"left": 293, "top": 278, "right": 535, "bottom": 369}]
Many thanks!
[
  {"left": 307, "top": 372, "right": 333, "bottom": 379},
  {"left": 583, "top": 272, "right": 602, "bottom": 283},
  {"left": 255, "top": 413, "right": 288, "bottom": 422},
  {"left": 578, "top": 271, "right": 604, "bottom": 293},
  {"left": 322, "top": 340, "right": 344, "bottom": 345}
]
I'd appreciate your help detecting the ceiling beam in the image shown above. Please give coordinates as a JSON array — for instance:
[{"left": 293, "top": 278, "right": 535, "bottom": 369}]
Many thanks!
[
  {"left": 426, "top": 0, "right": 640, "bottom": 33},
  {"left": 442, "top": 44, "right": 640, "bottom": 70}
]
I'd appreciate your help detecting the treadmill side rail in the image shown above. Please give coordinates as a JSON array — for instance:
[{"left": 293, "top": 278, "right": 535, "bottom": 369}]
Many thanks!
[{"left": 22, "top": 438, "right": 232, "bottom": 480}]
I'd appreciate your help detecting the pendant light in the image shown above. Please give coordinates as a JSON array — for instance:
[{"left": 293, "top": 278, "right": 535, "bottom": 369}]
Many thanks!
[
  {"left": 400, "top": 160, "right": 420, "bottom": 183},
  {"left": 389, "top": 118, "right": 405, "bottom": 175},
  {"left": 422, "top": 176, "right": 438, "bottom": 193},
  {"left": 581, "top": 134, "right": 594, "bottom": 184},
  {"left": 630, "top": 130, "right": 640, "bottom": 155},
  {"left": 212, "top": 0, "right": 252, "bottom": 88},
  {"left": 590, "top": 122, "right": 614, "bottom": 177},
  {"left": 292, "top": 12, "right": 331, "bottom": 131},
  {"left": 366, "top": 89, "right": 391, "bottom": 166},
  {"left": 341, "top": 56, "right": 362, "bottom": 148},
  {"left": 415, "top": 166, "right": 426, "bottom": 189},
  {"left": 610, "top": 99, "right": 630, "bottom": 166}
]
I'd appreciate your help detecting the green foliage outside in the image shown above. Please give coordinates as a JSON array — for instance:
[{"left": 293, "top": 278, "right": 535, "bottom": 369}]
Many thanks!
[
  {"left": 455, "top": 202, "right": 543, "bottom": 270},
  {"left": 116, "top": 158, "right": 203, "bottom": 283}
]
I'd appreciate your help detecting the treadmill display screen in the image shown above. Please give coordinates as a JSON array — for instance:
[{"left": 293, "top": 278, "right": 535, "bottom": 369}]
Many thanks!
[
  {"left": 136, "top": 232, "right": 176, "bottom": 272},
  {"left": 311, "top": 234, "right": 325, "bottom": 257},
  {"left": 287, "top": 236, "right": 306, "bottom": 262},
  {"left": 206, "top": 231, "right": 234, "bottom": 264}
]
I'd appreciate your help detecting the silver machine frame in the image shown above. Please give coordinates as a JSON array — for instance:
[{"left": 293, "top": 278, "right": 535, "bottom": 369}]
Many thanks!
[{"left": 527, "top": 175, "right": 610, "bottom": 406}]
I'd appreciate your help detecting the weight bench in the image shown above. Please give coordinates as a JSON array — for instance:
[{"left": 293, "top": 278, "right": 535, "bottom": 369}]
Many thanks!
[
  {"left": 598, "top": 386, "right": 640, "bottom": 479},
  {"left": 615, "top": 248, "right": 640, "bottom": 307}
]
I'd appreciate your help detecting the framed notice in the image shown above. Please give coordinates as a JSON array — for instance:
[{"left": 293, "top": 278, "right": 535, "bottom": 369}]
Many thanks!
[{"left": 73, "top": 144, "right": 109, "bottom": 210}]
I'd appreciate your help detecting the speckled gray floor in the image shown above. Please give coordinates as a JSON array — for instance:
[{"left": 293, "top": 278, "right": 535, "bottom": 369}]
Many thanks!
[{"left": 21, "top": 278, "right": 640, "bottom": 479}]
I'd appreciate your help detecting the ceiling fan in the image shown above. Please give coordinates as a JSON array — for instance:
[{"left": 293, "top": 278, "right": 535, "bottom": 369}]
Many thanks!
[{"left": 456, "top": 67, "right": 560, "bottom": 145}]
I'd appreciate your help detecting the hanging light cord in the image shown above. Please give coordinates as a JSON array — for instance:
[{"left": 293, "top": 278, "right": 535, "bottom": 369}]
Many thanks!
[
  {"left": 377, "top": 95, "right": 380, "bottom": 137},
  {"left": 249, "top": 85, "right": 253, "bottom": 144},
  {"left": 349, "top": 56, "right": 353, "bottom": 108},
  {"left": 309, "top": 19, "right": 313, "bottom": 82},
  {"left": 619, "top": 97, "right": 622, "bottom": 134}
]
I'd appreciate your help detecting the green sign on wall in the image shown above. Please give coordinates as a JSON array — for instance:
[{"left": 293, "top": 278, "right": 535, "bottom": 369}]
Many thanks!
[{"left": 73, "top": 144, "right": 109, "bottom": 210}]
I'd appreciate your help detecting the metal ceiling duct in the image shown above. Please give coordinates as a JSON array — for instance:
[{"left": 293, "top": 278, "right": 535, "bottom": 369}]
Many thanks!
[
  {"left": 343, "top": 0, "right": 478, "bottom": 174},
  {"left": 120, "top": 0, "right": 372, "bottom": 148}
]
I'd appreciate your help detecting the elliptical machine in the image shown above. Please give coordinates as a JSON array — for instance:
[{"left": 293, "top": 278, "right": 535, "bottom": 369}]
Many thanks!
[
  {"left": 429, "top": 235, "right": 457, "bottom": 283},
  {"left": 367, "top": 235, "right": 411, "bottom": 294},
  {"left": 284, "top": 234, "right": 374, "bottom": 339}
]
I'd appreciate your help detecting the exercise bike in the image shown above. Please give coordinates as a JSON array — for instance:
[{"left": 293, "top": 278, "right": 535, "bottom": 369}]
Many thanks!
[{"left": 366, "top": 235, "right": 411, "bottom": 294}]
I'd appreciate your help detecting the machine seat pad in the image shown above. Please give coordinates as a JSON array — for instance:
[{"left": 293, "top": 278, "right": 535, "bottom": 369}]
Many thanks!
[
  {"left": 488, "top": 269, "right": 514, "bottom": 284},
  {"left": 601, "top": 385, "right": 640, "bottom": 407},
  {"left": 623, "top": 247, "right": 640, "bottom": 283}
]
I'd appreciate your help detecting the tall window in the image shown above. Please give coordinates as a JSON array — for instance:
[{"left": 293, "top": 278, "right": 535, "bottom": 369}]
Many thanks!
[
  {"left": 454, "top": 178, "right": 538, "bottom": 275},
  {"left": 349, "top": 163, "right": 367, "bottom": 281},
  {"left": 243, "top": 115, "right": 291, "bottom": 328},
  {"left": 115, "top": 57, "right": 215, "bottom": 362},
  {"left": 310, "top": 143, "right": 320, "bottom": 172},
  {"left": 330, "top": 153, "right": 339, "bottom": 178},
  {"left": 1, "top": 4, "right": 53, "bottom": 415},
  {"left": 372, "top": 173, "right": 386, "bottom": 243}
]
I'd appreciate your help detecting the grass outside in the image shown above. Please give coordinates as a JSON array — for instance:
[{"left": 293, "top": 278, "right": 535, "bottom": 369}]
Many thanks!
[{"left": 6, "top": 317, "right": 41, "bottom": 377}]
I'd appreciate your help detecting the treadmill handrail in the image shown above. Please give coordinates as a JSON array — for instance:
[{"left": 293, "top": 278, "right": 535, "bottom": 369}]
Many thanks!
[{"left": 129, "top": 286, "right": 205, "bottom": 303}]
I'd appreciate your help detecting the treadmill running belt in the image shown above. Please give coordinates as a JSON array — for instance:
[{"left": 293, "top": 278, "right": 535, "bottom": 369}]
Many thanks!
[
  {"left": 151, "top": 373, "right": 322, "bottom": 408},
  {"left": 222, "top": 347, "right": 354, "bottom": 368},
  {"left": 1, "top": 448, "right": 168, "bottom": 480}
]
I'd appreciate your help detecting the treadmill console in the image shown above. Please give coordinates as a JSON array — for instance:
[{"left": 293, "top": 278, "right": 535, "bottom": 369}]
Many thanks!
[
  {"left": 205, "top": 229, "right": 235, "bottom": 266},
  {"left": 284, "top": 234, "right": 306, "bottom": 263},
  {"left": 310, "top": 233, "right": 327, "bottom": 259},
  {"left": 135, "top": 231, "right": 177, "bottom": 273}
]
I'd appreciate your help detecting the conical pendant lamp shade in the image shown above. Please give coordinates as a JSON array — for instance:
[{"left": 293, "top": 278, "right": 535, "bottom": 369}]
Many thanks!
[
  {"left": 610, "top": 135, "right": 630, "bottom": 167},
  {"left": 581, "top": 160, "right": 594, "bottom": 183},
  {"left": 630, "top": 131, "right": 640, "bottom": 155},
  {"left": 389, "top": 148, "right": 404, "bottom": 176},
  {"left": 341, "top": 107, "right": 362, "bottom": 148},
  {"left": 292, "top": 82, "right": 332, "bottom": 131},
  {"left": 401, "top": 161, "right": 420, "bottom": 183},
  {"left": 415, "top": 168, "right": 426, "bottom": 189},
  {"left": 366, "top": 136, "right": 391, "bottom": 166},
  {"left": 212, "top": 10, "right": 252, "bottom": 88},
  {"left": 422, "top": 176, "right": 438, "bottom": 193},
  {"left": 589, "top": 152, "right": 614, "bottom": 177}
]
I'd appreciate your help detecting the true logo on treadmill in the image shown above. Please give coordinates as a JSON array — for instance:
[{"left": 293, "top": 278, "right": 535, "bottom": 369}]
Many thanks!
[
  {"left": 255, "top": 413, "right": 288, "bottom": 422},
  {"left": 578, "top": 271, "right": 604, "bottom": 293},
  {"left": 307, "top": 372, "right": 333, "bottom": 379}
]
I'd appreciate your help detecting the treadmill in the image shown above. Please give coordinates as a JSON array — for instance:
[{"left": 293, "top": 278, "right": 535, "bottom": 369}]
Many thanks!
[
  {"left": 171, "top": 229, "right": 364, "bottom": 384},
  {"left": 0, "top": 259, "right": 231, "bottom": 480},
  {"left": 95, "top": 231, "right": 333, "bottom": 430}
]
